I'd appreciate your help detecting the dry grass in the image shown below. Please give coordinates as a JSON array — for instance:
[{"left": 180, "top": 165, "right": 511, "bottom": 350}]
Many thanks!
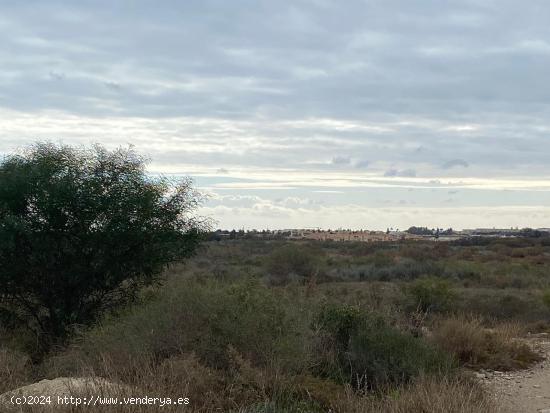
[
  {"left": 1, "top": 349, "right": 499, "bottom": 413},
  {"left": 3, "top": 375, "right": 498, "bottom": 413},
  {"left": 431, "top": 316, "right": 543, "bottom": 370},
  {"left": 376, "top": 375, "right": 500, "bottom": 413},
  {"left": 0, "top": 347, "right": 30, "bottom": 393},
  {"left": 322, "top": 375, "right": 499, "bottom": 413},
  {"left": 28, "top": 349, "right": 294, "bottom": 413}
]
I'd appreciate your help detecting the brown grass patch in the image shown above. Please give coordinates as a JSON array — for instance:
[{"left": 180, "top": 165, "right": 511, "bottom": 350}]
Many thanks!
[
  {"left": 0, "top": 347, "right": 30, "bottom": 393},
  {"left": 331, "top": 375, "right": 499, "bottom": 413},
  {"left": 431, "top": 316, "right": 543, "bottom": 370}
]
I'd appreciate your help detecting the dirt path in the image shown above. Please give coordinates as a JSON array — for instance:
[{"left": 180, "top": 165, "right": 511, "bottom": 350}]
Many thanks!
[{"left": 479, "top": 335, "right": 550, "bottom": 413}]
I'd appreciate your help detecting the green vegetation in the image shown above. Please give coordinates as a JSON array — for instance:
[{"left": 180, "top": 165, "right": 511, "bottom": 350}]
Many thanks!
[
  {"left": 4, "top": 235, "right": 549, "bottom": 411},
  {"left": 1, "top": 146, "right": 550, "bottom": 412},
  {"left": 266, "top": 243, "right": 325, "bottom": 285},
  {"left": 0, "top": 143, "right": 204, "bottom": 354},
  {"left": 70, "top": 277, "right": 309, "bottom": 372},
  {"left": 542, "top": 288, "right": 550, "bottom": 310},
  {"left": 405, "top": 277, "right": 456, "bottom": 312},
  {"left": 313, "top": 304, "right": 454, "bottom": 389}
]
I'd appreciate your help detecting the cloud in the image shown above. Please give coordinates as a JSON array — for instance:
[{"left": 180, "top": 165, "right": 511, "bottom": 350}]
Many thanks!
[
  {"left": 331, "top": 155, "right": 351, "bottom": 165},
  {"left": 200, "top": 201, "right": 550, "bottom": 231},
  {"left": 354, "top": 159, "right": 370, "bottom": 168},
  {"left": 49, "top": 71, "right": 65, "bottom": 80},
  {"left": 104, "top": 81, "right": 121, "bottom": 90},
  {"left": 384, "top": 168, "right": 417, "bottom": 178},
  {"left": 1, "top": 1, "right": 550, "bottom": 124},
  {"left": 1, "top": 2, "right": 550, "bottom": 229},
  {"left": 442, "top": 159, "right": 469, "bottom": 169}
]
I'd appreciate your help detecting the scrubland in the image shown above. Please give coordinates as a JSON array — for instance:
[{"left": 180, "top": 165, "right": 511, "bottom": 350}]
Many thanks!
[{"left": 2, "top": 237, "right": 550, "bottom": 412}]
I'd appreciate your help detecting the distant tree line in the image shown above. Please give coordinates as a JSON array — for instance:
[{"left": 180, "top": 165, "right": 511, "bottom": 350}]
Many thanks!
[
  {"left": 406, "top": 227, "right": 454, "bottom": 237},
  {"left": 208, "top": 229, "right": 290, "bottom": 241}
]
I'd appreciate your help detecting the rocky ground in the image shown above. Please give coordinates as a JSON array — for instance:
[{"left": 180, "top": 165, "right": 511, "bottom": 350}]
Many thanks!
[{"left": 478, "top": 334, "right": 550, "bottom": 413}]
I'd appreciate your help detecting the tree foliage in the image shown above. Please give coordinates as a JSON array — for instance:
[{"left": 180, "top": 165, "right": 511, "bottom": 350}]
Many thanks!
[{"left": 0, "top": 143, "right": 205, "bottom": 350}]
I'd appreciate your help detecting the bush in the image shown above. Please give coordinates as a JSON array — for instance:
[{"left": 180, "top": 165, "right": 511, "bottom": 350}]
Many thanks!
[
  {"left": 431, "top": 316, "right": 542, "bottom": 370},
  {"left": 331, "top": 258, "right": 443, "bottom": 282},
  {"left": 347, "top": 320, "right": 454, "bottom": 389},
  {"left": 496, "top": 294, "right": 531, "bottom": 318},
  {"left": 266, "top": 244, "right": 324, "bottom": 285},
  {"left": 0, "top": 143, "right": 204, "bottom": 353},
  {"left": 313, "top": 304, "right": 454, "bottom": 389},
  {"left": 65, "top": 277, "right": 309, "bottom": 373},
  {"left": 542, "top": 289, "right": 550, "bottom": 309},
  {"left": 442, "top": 261, "right": 481, "bottom": 283},
  {"left": 405, "top": 277, "right": 456, "bottom": 312},
  {"left": 370, "top": 251, "right": 394, "bottom": 268},
  {"left": 455, "top": 289, "right": 550, "bottom": 322}
]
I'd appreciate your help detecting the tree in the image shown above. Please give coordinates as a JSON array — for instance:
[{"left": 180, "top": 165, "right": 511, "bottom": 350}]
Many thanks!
[
  {"left": 406, "top": 226, "right": 434, "bottom": 236},
  {"left": 0, "top": 143, "right": 205, "bottom": 352}
]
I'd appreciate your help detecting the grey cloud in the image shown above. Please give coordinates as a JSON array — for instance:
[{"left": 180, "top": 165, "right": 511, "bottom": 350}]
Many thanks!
[
  {"left": 354, "top": 159, "right": 369, "bottom": 168},
  {"left": 331, "top": 155, "right": 351, "bottom": 165},
  {"left": 2, "top": 0, "right": 550, "bottom": 122},
  {"left": 0, "top": 0, "right": 550, "bottom": 196},
  {"left": 384, "top": 168, "right": 417, "bottom": 178},
  {"left": 442, "top": 159, "right": 469, "bottom": 169},
  {"left": 49, "top": 71, "right": 65, "bottom": 80},
  {"left": 104, "top": 81, "right": 121, "bottom": 90}
]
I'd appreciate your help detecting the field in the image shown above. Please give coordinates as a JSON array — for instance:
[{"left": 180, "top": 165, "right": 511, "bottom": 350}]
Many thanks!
[{"left": 2, "top": 236, "right": 550, "bottom": 412}]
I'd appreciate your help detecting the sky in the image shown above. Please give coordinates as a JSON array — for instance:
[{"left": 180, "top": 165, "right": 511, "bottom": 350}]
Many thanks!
[{"left": 1, "top": 0, "right": 550, "bottom": 230}]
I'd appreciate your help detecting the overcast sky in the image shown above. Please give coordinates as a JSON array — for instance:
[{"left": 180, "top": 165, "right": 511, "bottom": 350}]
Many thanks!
[{"left": 1, "top": 0, "right": 550, "bottom": 230}]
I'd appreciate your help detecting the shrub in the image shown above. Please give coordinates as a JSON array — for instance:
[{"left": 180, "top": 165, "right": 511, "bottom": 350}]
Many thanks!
[
  {"left": 442, "top": 261, "right": 481, "bottom": 283},
  {"left": 370, "top": 251, "right": 394, "bottom": 268},
  {"left": 400, "top": 243, "right": 450, "bottom": 260},
  {"left": 455, "top": 289, "right": 550, "bottom": 322},
  {"left": 316, "top": 304, "right": 362, "bottom": 344},
  {"left": 266, "top": 244, "right": 324, "bottom": 285},
  {"left": 0, "top": 143, "right": 204, "bottom": 353},
  {"left": 431, "top": 316, "right": 542, "bottom": 370},
  {"left": 331, "top": 259, "right": 443, "bottom": 282},
  {"left": 313, "top": 304, "right": 454, "bottom": 389},
  {"left": 347, "top": 319, "right": 454, "bottom": 389},
  {"left": 66, "top": 277, "right": 309, "bottom": 373},
  {"left": 497, "top": 294, "right": 531, "bottom": 318},
  {"left": 542, "top": 289, "right": 550, "bottom": 309},
  {"left": 405, "top": 277, "right": 456, "bottom": 312}
]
